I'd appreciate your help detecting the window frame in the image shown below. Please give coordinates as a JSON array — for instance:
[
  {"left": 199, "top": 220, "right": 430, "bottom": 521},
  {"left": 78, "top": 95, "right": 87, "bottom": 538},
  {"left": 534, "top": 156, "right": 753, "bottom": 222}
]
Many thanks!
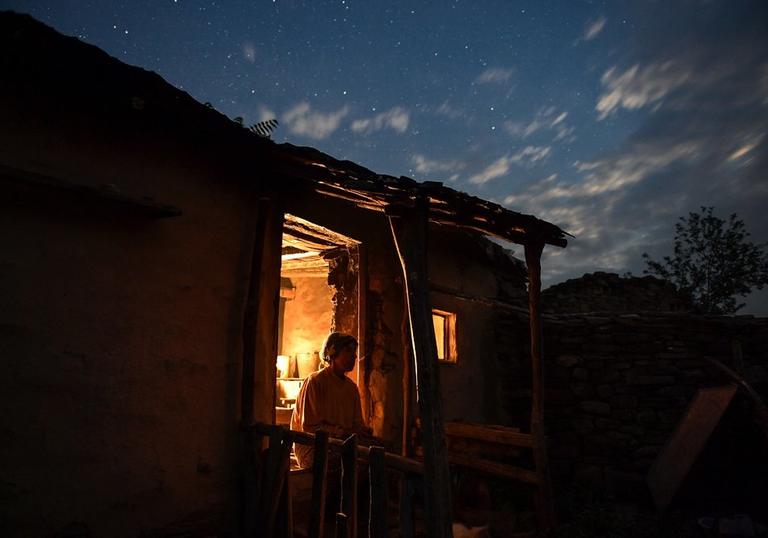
[{"left": 431, "top": 308, "right": 458, "bottom": 364}]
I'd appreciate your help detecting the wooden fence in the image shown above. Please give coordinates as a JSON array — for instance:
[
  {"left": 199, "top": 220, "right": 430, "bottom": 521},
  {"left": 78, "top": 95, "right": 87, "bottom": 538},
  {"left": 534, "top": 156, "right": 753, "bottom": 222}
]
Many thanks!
[
  {"left": 244, "top": 422, "right": 424, "bottom": 538},
  {"left": 243, "top": 420, "right": 551, "bottom": 537}
]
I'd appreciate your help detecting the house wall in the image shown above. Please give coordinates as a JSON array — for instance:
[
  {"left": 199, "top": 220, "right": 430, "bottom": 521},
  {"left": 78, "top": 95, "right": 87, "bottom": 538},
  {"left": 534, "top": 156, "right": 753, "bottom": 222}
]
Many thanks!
[{"left": 0, "top": 105, "right": 265, "bottom": 535}]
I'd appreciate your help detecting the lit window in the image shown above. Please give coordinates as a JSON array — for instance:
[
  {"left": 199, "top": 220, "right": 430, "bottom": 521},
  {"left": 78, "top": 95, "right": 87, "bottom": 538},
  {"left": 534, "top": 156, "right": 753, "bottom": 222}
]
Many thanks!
[{"left": 431, "top": 309, "right": 457, "bottom": 363}]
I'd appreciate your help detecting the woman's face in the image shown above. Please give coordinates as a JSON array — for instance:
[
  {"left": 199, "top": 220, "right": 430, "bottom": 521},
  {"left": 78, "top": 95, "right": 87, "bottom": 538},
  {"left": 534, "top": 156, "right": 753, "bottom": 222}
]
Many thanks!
[{"left": 333, "top": 344, "right": 358, "bottom": 373}]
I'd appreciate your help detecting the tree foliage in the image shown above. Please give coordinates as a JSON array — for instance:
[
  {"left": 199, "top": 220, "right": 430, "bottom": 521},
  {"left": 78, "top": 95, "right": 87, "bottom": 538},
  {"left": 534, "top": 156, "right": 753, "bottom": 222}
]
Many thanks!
[{"left": 643, "top": 207, "right": 768, "bottom": 314}]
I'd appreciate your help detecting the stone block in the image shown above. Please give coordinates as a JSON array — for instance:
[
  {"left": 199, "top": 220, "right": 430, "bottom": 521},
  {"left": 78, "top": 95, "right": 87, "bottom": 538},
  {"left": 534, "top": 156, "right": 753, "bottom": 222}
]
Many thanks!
[
  {"left": 580, "top": 401, "right": 611, "bottom": 415},
  {"left": 627, "top": 374, "right": 676, "bottom": 386},
  {"left": 572, "top": 367, "right": 590, "bottom": 381},
  {"left": 571, "top": 382, "right": 594, "bottom": 398},
  {"left": 597, "top": 384, "right": 615, "bottom": 399},
  {"left": 556, "top": 354, "right": 580, "bottom": 367},
  {"left": 636, "top": 409, "right": 657, "bottom": 424},
  {"left": 573, "top": 464, "right": 604, "bottom": 489},
  {"left": 595, "top": 418, "right": 622, "bottom": 430},
  {"left": 610, "top": 395, "right": 638, "bottom": 409}
]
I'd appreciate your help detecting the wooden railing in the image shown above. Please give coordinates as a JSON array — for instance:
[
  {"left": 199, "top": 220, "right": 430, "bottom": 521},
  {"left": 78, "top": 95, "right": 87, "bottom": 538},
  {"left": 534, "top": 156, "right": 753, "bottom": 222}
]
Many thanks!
[{"left": 244, "top": 422, "right": 424, "bottom": 538}]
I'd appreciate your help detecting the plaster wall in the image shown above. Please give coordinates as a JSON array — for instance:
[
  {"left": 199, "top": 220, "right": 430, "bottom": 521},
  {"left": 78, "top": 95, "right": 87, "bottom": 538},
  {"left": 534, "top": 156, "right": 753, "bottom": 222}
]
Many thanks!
[
  {"left": 0, "top": 116, "right": 259, "bottom": 535},
  {"left": 280, "top": 276, "right": 334, "bottom": 362}
]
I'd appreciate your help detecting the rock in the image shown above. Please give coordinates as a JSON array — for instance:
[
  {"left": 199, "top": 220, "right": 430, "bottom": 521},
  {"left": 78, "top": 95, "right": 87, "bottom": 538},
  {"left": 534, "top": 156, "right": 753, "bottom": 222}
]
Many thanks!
[
  {"left": 580, "top": 401, "right": 611, "bottom": 415},
  {"left": 556, "top": 354, "right": 580, "bottom": 367}
]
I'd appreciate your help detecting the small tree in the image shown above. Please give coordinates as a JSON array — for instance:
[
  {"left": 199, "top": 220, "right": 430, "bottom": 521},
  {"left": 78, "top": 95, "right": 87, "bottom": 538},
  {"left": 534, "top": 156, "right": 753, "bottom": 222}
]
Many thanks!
[{"left": 643, "top": 207, "right": 768, "bottom": 314}]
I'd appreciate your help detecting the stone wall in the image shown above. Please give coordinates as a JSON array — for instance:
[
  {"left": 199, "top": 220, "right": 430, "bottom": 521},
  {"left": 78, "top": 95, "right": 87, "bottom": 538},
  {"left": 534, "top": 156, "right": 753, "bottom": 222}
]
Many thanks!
[
  {"left": 497, "top": 308, "right": 768, "bottom": 499},
  {"left": 543, "top": 272, "right": 692, "bottom": 314}
]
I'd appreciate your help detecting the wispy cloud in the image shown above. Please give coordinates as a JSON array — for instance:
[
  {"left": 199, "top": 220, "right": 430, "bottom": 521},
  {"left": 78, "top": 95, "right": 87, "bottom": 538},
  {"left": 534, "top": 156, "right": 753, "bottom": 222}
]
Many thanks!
[
  {"left": 411, "top": 153, "right": 465, "bottom": 175},
  {"left": 504, "top": 107, "right": 575, "bottom": 143},
  {"left": 351, "top": 107, "right": 410, "bottom": 134},
  {"left": 475, "top": 67, "right": 514, "bottom": 85},
  {"left": 257, "top": 105, "right": 276, "bottom": 122},
  {"left": 583, "top": 16, "right": 607, "bottom": 41},
  {"left": 468, "top": 146, "right": 552, "bottom": 184},
  {"left": 469, "top": 156, "right": 512, "bottom": 184},
  {"left": 596, "top": 61, "right": 693, "bottom": 119},
  {"left": 282, "top": 102, "right": 349, "bottom": 140}
]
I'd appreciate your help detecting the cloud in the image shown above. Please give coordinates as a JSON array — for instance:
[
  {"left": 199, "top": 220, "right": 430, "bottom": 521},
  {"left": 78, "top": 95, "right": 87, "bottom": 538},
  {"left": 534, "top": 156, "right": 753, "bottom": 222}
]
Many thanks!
[
  {"left": 257, "top": 105, "right": 276, "bottom": 122},
  {"left": 351, "top": 107, "right": 410, "bottom": 134},
  {"left": 511, "top": 145, "right": 552, "bottom": 164},
  {"left": 502, "top": 1, "right": 768, "bottom": 315},
  {"left": 475, "top": 67, "right": 514, "bottom": 85},
  {"left": 468, "top": 146, "right": 552, "bottom": 184},
  {"left": 434, "top": 101, "right": 465, "bottom": 120},
  {"left": 583, "top": 16, "right": 607, "bottom": 41},
  {"left": 469, "top": 156, "right": 511, "bottom": 184},
  {"left": 411, "top": 154, "right": 465, "bottom": 175},
  {"left": 282, "top": 102, "right": 349, "bottom": 140},
  {"left": 504, "top": 107, "right": 575, "bottom": 142},
  {"left": 596, "top": 61, "right": 693, "bottom": 119}
]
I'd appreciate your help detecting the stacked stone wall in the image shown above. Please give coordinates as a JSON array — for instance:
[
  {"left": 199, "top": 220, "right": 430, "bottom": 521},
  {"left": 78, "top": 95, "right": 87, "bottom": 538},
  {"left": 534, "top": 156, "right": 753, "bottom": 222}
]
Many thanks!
[
  {"left": 543, "top": 272, "right": 692, "bottom": 314},
  {"left": 497, "top": 309, "right": 768, "bottom": 498}
]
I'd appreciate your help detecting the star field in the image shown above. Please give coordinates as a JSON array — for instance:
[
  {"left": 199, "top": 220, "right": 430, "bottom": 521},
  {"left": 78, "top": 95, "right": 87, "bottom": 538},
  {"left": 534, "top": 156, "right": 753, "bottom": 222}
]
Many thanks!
[{"left": 4, "top": 0, "right": 768, "bottom": 313}]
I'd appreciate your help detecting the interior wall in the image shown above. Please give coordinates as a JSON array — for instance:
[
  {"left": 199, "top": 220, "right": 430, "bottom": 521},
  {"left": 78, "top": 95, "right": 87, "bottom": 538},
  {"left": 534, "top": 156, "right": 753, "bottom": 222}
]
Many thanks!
[{"left": 280, "top": 276, "right": 334, "bottom": 370}]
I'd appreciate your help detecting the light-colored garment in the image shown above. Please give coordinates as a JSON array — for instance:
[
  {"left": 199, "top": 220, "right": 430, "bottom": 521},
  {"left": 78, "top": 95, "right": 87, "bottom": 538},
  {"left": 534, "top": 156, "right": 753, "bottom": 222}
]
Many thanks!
[{"left": 290, "top": 366, "right": 364, "bottom": 468}]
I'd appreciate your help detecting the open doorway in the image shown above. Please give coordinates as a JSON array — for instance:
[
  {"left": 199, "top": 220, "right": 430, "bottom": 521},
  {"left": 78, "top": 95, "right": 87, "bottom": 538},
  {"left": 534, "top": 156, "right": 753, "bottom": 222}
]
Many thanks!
[{"left": 274, "top": 214, "right": 362, "bottom": 425}]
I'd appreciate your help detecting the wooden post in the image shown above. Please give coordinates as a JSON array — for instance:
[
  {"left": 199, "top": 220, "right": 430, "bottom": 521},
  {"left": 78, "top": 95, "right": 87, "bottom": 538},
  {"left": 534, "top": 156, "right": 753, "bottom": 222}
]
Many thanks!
[
  {"left": 335, "top": 513, "right": 348, "bottom": 538},
  {"left": 401, "top": 296, "right": 412, "bottom": 457},
  {"left": 257, "top": 426, "right": 284, "bottom": 532},
  {"left": 524, "top": 240, "right": 554, "bottom": 536},
  {"left": 369, "top": 446, "right": 388, "bottom": 538},
  {"left": 388, "top": 202, "right": 453, "bottom": 538},
  {"left": 309, "top": 430, "right": 330, "bottom": 538},
  {"left": 241, "top": 198, "right": 284, "bottom": 426},
  {"left": 266, "top": 431, "right": 294, "bottom": 537},
  {"left": 399, "top": 476, "right": 415, "bottom": 538},
  {"left": 341, "top": 434, "right": 358, "bottom": 538}
]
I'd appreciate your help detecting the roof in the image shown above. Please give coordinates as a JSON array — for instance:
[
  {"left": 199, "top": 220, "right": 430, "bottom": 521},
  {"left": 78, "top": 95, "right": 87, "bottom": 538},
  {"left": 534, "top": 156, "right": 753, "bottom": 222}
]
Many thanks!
[{"left": 1, "top": 10, "right": 569, "bottom": 249}]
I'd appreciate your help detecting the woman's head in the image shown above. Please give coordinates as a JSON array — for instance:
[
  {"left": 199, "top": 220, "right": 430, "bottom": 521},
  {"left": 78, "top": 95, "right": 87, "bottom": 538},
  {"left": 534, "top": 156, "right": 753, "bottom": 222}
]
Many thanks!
[
  {"left": 322, "top": 332, "right": 358, "bottom": 376},
  {"left": 322, "top": 332, "right": 358, "bottom": 362}
]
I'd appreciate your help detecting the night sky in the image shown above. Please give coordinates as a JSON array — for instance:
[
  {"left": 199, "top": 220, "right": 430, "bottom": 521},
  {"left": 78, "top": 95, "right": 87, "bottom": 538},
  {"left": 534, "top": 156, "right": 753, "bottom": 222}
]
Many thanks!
[{"left": 5, "top": 0, "right": 768, "bottom": 313}]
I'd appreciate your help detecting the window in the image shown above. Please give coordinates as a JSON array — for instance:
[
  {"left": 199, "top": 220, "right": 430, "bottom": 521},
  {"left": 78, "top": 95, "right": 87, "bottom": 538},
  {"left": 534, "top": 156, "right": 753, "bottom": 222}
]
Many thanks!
[{"left": 431, "top": 309, "right": 457, "bottom": 363}]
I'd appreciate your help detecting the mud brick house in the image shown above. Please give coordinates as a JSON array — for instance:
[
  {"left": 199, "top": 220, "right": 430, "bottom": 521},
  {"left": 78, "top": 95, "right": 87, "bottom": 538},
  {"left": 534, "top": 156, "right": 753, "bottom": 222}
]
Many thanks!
[{"left": 0, "top": 12, "right": 569, "bottom": 537}]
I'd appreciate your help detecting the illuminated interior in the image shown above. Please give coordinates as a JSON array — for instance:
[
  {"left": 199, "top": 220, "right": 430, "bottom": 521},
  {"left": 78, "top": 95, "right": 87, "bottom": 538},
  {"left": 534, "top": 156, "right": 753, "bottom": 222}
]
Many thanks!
[{"left": 275, "top": 214, "right": 360, "bottom": 425}]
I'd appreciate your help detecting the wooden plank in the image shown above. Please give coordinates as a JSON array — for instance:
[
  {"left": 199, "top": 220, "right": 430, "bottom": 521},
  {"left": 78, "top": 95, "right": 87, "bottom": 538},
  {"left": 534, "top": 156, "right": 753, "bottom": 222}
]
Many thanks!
[
  {"left": 399, "top": 476, "right": 415, "bottom": 538},
  {"left": 266, "top": 431, "right": 294, "bottom": 537},
  {"left": 388, "top": 203, "right": 453, "bottom": 538},
  {"left": 309, "top": 430, "right": 330, "bottom": 538},
  {"left": 257, "top": 427, "right": 284, "bottom": 532},
  {"left": 525, "top": 241, "right": 555, "bottom": 536},
  {"left": 369, "top": 446, "right": 388, "bottom": 538},
  {"left": 647, "top": 384, "right": 737, "bottom": 511},
  {"left": 447, "top": 454, "right": 538, "bottom": 485},
  {"left": 443, "top": 422, "right": 533, "bottom": 448},
  {"left": 341, "top": 435, "right": 358, "bottom": 538}
]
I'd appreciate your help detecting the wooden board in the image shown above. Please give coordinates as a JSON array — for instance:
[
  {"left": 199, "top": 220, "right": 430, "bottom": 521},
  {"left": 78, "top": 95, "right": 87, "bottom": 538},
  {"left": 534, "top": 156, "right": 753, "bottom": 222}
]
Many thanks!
[{"left": 647, "top": 384, "right": 737, "bottom": 511}]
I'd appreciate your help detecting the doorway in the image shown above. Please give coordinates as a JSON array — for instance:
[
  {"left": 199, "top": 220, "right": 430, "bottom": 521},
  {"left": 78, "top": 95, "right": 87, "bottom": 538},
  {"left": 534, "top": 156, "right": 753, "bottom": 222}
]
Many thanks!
[{"left": 274, "top": 214, "right": 362, "bottom": 425}]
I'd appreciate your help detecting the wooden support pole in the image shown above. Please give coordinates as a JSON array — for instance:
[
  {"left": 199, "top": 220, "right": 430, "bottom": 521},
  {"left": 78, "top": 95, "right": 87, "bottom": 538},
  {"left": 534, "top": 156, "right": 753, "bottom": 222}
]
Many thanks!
[
  {"left": 401, "top": 295, "right": 412, "bottom": 457},
  {"left": 369, "top": 446, "right": 388, "bottom": 538},
  {"left": 266, "top": 431, "right": 294, "bottom": 537},
  {"left": 257, "top": 427, "right": 284, "bottom": 533},
  {"left": 341, "top": 434, "right": 358, "bottom": 538},
  {"left": 524, "top": 241, "right": 554, "bottom": 536},
  {"left": 309, "top": 430, "right": 330, "bottom": 538},
  {"left": 399, "top": 476, "right": 415, "bottom": 538},
  {"left": 388, "top": 202, "right": 453, "bottom": 538},
  {"left": 335, "top": 513, "right": 348, "bottom": 538}
]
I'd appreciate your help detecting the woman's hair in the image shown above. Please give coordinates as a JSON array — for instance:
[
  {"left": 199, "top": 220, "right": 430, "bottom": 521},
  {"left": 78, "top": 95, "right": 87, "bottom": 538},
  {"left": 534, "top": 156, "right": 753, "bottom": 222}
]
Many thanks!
[{"left": 321, "top": 332, "right": 358, "bottom": 362}]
